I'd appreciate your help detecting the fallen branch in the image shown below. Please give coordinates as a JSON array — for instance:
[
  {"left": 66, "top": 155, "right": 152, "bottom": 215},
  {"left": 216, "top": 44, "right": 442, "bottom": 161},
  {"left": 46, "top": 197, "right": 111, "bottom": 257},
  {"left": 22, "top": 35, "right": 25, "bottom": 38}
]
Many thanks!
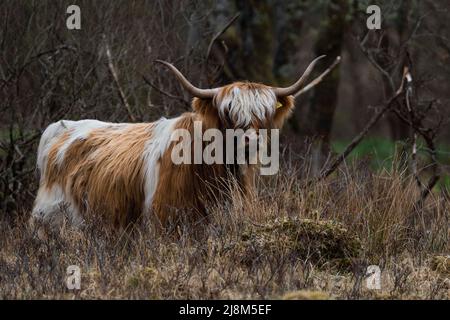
[{"left": 317, "top": 67, "right": 409, "bottom": 181}]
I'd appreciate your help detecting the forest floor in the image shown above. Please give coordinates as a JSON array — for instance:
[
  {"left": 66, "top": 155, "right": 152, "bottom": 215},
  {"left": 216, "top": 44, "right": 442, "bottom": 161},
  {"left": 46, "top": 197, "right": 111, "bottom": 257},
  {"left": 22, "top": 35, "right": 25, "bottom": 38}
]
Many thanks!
[{"left": 0, "top": 156, "right": 449, "bottom": 299}]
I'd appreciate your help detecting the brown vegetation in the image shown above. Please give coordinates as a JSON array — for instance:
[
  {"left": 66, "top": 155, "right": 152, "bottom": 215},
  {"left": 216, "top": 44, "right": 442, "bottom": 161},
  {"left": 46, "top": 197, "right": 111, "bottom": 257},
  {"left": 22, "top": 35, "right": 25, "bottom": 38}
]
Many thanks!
[{"left": 1, "top": 159, "right": 448, "bottom": 299}]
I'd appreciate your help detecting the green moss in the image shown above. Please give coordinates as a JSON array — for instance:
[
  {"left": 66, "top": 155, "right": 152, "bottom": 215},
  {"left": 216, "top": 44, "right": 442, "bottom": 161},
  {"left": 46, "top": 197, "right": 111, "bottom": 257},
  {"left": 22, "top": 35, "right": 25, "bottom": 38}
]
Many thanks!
[
  {"left": 430, "top": 255, "right": 450, "bottom": 275},
  {"left": 126, "top": 275, "right": 140, "bottom": 289},
  {"left": 125, "top": 267, "right": 159, "bottom": 290}
]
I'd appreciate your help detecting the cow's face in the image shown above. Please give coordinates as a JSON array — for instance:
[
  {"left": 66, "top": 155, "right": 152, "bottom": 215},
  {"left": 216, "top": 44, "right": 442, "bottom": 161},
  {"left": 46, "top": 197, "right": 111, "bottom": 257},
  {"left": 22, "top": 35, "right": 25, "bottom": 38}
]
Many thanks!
[
  {"left": 210, "top": 82, "right": 294, "bottom": 151},
  {"left": 213, "top": 82, "right": 278, "bottom": 130}
]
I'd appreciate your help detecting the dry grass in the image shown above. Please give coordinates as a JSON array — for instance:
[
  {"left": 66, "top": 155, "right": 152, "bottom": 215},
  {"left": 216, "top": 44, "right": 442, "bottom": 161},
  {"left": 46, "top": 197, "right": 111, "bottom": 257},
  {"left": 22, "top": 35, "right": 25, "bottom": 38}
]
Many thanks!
[{"left": 0, "top": 159, "right": 448, "bottom": 299}]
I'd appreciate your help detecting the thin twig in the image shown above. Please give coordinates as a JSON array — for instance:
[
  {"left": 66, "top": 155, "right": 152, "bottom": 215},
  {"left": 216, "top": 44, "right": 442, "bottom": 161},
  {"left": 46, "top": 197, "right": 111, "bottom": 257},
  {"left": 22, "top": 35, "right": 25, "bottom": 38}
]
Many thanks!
[
  {"left": 206, "top": 13, "right": 240, "bottom": 62},
  {"left": 411, "top": 133, "right": 420, "bottom": 188},
  {"left": 104, "top": 37, "right": 136, "bottom": 122},
  {"left": 141, "top": 74, "right": 191, "bottom": 109}
]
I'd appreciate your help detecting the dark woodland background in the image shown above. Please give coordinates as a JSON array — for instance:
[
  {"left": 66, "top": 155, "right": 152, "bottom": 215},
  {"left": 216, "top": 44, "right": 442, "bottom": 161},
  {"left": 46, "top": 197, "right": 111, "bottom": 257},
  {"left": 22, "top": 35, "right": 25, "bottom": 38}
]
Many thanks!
[
  {"left": 1, "top": 1, "right": 450, "bottom": 300},
  {"left": 1, "top": 0, "right": 449, "bottom": 217}
]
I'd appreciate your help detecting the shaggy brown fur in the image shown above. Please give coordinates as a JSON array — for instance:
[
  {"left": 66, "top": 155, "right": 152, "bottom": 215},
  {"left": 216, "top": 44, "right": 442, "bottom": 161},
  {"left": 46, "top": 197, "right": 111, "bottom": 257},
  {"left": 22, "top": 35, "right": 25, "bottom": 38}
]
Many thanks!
[
  {"left": 45, "top": 124, "right": 152, "bottom": 227},
  {"left": 273, "top": 95, "right": 295, "bottom": 128},
  {"left": 152, "top": 93, "right": 294, "bottom": 224},
  {"left": 38, "top": 86, "right": 295, "bottom": 228}
]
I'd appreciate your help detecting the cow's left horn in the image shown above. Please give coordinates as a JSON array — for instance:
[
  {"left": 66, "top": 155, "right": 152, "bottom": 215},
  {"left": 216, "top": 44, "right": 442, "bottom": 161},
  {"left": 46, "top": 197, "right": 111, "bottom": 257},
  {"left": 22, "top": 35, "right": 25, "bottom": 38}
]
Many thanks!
[
  {"left": 155, "top": 60, "right": 218, "bottom": 99},
  {"left": 272, "top": 55, "right": 326, "bottom": 97}
]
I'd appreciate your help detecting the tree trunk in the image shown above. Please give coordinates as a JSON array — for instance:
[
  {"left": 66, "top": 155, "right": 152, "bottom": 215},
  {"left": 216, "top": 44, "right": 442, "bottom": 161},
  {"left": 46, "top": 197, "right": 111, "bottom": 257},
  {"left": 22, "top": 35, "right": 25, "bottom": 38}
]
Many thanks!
[{"left": 306, "top": 0, "right": 349, "bottom": 170}]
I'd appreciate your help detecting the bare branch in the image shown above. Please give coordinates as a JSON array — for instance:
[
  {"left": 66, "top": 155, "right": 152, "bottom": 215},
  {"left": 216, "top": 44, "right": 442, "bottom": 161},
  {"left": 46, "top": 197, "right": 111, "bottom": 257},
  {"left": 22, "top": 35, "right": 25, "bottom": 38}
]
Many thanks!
[
  {"left": 104, "top": 37, "right": 136, "bottom": 122},
  {"left": 142, "top": 74, "right": 191, "bottom": 109},
  {"left": 206, "top": 13, "right": 240, "bottom": 62}
]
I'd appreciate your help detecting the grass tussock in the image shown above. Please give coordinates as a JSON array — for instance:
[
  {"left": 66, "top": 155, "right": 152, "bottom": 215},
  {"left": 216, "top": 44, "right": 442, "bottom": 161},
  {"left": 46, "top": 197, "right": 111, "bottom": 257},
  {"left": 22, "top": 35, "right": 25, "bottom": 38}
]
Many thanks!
[
  {"left": 0, "top": 160, "right": 448, "bottom": 299},
  {"left": 240, "top": 217, "right": 362, "bottom": 270}
]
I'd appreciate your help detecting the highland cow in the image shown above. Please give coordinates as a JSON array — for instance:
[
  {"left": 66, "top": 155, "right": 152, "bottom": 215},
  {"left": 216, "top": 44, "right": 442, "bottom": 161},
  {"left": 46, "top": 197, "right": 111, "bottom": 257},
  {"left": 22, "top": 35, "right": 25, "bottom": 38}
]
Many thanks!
[{"left": 31, "top": 56, "right": 331, "bottom": 228}]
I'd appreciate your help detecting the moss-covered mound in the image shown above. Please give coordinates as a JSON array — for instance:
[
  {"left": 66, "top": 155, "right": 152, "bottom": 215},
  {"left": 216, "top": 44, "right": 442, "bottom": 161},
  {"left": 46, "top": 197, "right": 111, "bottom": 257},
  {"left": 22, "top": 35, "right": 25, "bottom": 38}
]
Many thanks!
[
  {"left": 239, "top": 217, "right": 362, "bottom": 269},
  {"left": 430, "top": 255, "right": 450, "bottom": 276}
]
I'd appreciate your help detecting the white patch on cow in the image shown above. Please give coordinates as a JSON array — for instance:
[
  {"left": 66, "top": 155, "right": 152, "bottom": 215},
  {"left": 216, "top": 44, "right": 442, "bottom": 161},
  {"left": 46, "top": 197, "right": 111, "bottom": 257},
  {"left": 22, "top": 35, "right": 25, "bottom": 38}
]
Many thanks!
[
  {"left": 37, "top": 119, "right": 130, "bottom": 177},
  {"left": 36, "top": 120, "right": 70, "bottom": 178},
  {"left": 31, "top": 183, "right": 82, "bottom": 226},
  {"left": 55, "top": 120, "right": 123, "bottom": 165},
  {"left": 216, "top": 86, "right": 276, "bottom": 128},
  {"left": 141, "top": 117, "right": 179, "bottom": 214}
]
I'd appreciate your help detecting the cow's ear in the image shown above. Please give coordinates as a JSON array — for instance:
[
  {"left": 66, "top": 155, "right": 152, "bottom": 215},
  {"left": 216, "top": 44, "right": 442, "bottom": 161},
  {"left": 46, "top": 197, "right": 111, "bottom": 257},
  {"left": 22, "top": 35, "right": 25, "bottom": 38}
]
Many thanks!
[
  {"left": 273, "top": 95, "right": 295, "bottom": 128},
  {"left": 192, "top": 97, "right": 215, "bottom": 113},
  {"left": 192, "top": 97, "right": 220, "bottom": 126}
]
